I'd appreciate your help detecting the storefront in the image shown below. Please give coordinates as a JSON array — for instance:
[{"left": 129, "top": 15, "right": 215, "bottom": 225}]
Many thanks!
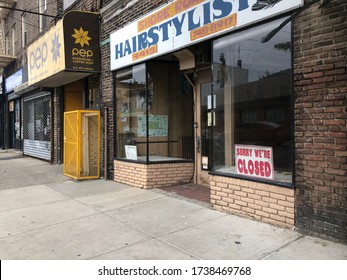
[
  {"left": 210, "top": 16, "right": 295, "bottom": 227},
  {"left": 108, "top": 0, "right": 303, "bottom": 227},
  {"left": 0, "top": 77, "right": 3, "bottom": 149},
  {"left": 21, "top": 90, "right": 51, "bottom": 160},
  {"left": 26, "top": 10, "right": 101, "bottom": 162},
  {"left": 3, "top": 69, "right": 23, "bottom": 151}
]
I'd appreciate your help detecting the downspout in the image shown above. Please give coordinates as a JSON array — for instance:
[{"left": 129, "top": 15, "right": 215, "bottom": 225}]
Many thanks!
[
  {"left": 104, "top": 107, "right": 108, "bottom": 180},
  {"left": 60, "top": 86, "right": 64, "bottom": 164},
  {"left": 50, "top": 90, "right": 54, "bottom": 163}
]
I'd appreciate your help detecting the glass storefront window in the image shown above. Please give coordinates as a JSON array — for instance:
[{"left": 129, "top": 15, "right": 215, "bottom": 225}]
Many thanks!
[
  {"left": 116, "top": 64, "right": 147, "bottom": 160},
  {"left": 212, "top": 18, "right": 293, "bottom": 184},
  {"left": 115, "top": 62, "right": 193, "bottom": 162}
]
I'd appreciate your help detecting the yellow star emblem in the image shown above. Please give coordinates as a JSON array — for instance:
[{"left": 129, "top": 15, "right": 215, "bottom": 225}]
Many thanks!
[{"left": 71, "top": 27, "right": 91, "bottom": 47}]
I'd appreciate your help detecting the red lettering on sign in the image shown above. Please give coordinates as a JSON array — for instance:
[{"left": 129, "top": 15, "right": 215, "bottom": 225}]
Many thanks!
[{"left": 237, "top": 159, "right": 272, "bottom": 178}]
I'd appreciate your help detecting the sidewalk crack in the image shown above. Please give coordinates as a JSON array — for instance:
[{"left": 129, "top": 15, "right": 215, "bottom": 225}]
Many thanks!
[{"left": 259, "top": 234, "right": 305, "bottom": 260}]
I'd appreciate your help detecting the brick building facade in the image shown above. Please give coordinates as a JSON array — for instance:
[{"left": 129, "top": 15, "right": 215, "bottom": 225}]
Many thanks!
[
  {"left": 1, "top": 0, "right": 62, "bottom": 153},
  {"left": 2, "top": 1, "right": 61, "bottom": 70},
  {"left": 101, "top": 0, "right": 346, "bottom": 242},
  {"left": 1, "top": 0, "right": 102, "bottom": 164},
  {"left": 1, "top": 0, "right": 346, "bottom": 243}
]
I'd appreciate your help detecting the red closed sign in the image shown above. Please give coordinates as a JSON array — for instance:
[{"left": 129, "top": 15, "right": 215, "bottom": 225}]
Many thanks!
[{"left": 235, "top": 145, "right": 274, "bottom": 180}]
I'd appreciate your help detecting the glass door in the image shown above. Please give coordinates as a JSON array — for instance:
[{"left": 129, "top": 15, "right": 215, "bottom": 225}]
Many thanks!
[{"left": 195, "top": 70, "right": 212, "bottom": 186}]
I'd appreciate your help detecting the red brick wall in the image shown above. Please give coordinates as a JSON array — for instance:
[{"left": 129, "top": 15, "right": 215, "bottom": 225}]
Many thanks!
[{"left": 294, "top": 0, "right": 347, "bottom": 241}]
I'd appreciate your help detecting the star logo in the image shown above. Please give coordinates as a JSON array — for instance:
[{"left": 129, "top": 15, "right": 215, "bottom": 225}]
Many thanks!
[
  {"left": 51, "top": 33, "right": 61, "bottom": 62},
  {"left": 71, "top": 27, "right": 91, "bottom": 47}
]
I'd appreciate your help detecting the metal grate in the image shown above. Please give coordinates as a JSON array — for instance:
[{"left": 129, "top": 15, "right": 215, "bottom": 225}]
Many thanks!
[
  {"left": 180, "top": 136, "right": 194, "bottom": 159},
  {"left": 23, "top": 93, "right": 51, "bottom": 160},
  {"left": 23, "top": 94, "right": 51, "bottom": 142},
  {"left": 64, "top": 111, "right": 78, "bottom": 178}
]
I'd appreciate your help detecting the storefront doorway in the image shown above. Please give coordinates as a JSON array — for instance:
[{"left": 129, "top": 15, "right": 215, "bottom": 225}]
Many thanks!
[
  {"left": 8, "top": 109, "right": 14, "bottom": 149},
  {"left": 195, "top": 70, "right": 212, "bottom": 186},
  {"left": 23, "top": 92, "right": 51, "bottom": 161},
  {"left": 6, "top": 98, "right": 22, "bottom": 150}
]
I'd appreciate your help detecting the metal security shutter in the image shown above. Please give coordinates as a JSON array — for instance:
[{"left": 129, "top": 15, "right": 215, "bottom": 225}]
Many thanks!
[{"left": 23, "top": 91, "right": 51, "bottom": 160}]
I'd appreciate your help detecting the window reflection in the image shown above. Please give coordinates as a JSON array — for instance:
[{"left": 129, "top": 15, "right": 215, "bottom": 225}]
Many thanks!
[
  {"left": 116, "top": 65, "right": 147, "bottom": 160},
  {"left": 212, "top": 18, "right": 293, "bottom": 183},
  {"left": 115, "top": 62, "right": 194, "bottom": 162}
]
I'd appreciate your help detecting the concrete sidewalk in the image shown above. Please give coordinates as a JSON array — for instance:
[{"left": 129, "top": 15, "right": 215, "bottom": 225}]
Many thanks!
[{"left": 0, "top": 150, "right": 346, "bottom": 260}]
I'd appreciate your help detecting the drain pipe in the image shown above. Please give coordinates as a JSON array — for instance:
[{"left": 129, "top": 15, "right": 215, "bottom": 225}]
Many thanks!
[{"left": 104, "top": 107, "right": 109, "bottom": 180}]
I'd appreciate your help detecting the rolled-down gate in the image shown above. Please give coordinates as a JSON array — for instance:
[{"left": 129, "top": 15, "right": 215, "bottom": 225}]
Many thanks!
[{"left": 23, "top": 92, "right": 51, "bottom": 160}]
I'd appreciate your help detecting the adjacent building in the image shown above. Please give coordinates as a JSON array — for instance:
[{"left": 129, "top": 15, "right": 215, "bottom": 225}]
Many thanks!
[
  {"left": 1, "top": 0, "right": 102, "bottom": 163},
  {"left": 101, "top": 0, "right": 347, "bottom": 242}
]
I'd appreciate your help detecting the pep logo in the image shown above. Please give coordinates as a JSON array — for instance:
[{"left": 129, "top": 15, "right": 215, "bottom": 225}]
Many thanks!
[
  {"left": 72, "top": 48, "right": 93, "bottom": 57},
  {"left": 71, "top": 27, "right": 91, "bottom": 47},
  {"left": 29, "top": 43, "right": 48, "bottom": 71},
  {"left": 29, "top": 31, "right": 62, "bottom": 72},
  {"left": 71, "top": 27, "right": 94, "bottom": 58}
]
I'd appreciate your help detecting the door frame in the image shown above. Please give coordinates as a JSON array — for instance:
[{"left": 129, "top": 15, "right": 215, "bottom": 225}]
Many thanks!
[{"left": 194, "top": 69, "right": 212, "bottom": 186}]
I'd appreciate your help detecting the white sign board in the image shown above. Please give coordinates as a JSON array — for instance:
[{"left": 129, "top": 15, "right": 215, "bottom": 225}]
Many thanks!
[
  {"left": 110, "top": 0, "right": 303, "bottom": 70},
  {"left": 235, "top": 144, "right": 274, "bottom": 180},
  {"left": 125, "top": 145, "right": 138, "bottom": 160}
]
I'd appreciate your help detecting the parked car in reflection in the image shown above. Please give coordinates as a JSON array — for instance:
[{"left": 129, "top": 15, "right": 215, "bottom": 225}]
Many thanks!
[{"left": 235, "top": 121, "right": 290, "bottom": 146}]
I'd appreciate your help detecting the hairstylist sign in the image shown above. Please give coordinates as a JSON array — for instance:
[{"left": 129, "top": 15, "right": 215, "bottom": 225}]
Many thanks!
[{"left": 110, "top": 0, "right": 302, "bottom": 70}]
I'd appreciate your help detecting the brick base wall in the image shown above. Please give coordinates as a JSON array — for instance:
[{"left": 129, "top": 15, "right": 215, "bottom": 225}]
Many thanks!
[
  {"left": 211, "top": 175, "right": 295, "bottom": 228},
  {"left": 114, "top": 160, "right": 194, "bottom": 189}
]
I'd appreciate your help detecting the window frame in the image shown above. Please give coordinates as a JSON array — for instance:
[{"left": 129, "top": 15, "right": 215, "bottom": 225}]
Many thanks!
[
  {"left": 38, "top": 0, "right": 47, "bottom": 32},
  {"left": 21, "top": 13, "right": 28, "bottom": 48},
  {"left": 114, "top": 62, "right": 194, "bottom": 164}
]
